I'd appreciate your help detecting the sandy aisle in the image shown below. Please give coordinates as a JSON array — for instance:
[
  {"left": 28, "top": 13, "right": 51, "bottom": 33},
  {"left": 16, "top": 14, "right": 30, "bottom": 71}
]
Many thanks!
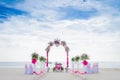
[
  {"left": 36, "top": 72, "right": 82, "bottom": 80},
  {"left": 0, "top": 68, "right": 120, "bottom": 80}
]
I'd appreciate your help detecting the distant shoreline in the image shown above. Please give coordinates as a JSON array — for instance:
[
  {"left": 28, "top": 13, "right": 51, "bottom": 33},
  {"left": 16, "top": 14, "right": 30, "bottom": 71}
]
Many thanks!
[{"left": 0, "top": 61, "right": 120, "bottom": 68}]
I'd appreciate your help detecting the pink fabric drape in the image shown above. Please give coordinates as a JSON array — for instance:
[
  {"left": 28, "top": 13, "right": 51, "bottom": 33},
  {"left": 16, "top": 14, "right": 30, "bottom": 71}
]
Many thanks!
[
  {"left": 46, "top": 52, "right": 48, "bottom": 67},
  {"left": 66, "top": 52, "right": 69, "bottom": 68}
]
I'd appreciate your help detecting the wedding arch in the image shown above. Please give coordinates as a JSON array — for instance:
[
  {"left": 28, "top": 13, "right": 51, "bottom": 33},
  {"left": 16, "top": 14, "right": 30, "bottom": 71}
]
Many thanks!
[{"left": 45, "top": 39, "right": 70, "bottom": 68}]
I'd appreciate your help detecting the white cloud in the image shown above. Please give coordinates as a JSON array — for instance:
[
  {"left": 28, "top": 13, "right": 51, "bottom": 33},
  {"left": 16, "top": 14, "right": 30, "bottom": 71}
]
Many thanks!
[
  {"left": 1, "top": 14, "right": 120, "bottom": 61},
  {"left": 0, "top": 0, "right": 120, "bottom": 62}
]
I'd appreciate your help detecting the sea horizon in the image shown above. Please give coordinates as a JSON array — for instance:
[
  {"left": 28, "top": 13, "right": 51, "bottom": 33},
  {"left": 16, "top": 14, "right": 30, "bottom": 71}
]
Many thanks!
[{"left": 0, "top": 61, "right": 120, "bottom": 69}]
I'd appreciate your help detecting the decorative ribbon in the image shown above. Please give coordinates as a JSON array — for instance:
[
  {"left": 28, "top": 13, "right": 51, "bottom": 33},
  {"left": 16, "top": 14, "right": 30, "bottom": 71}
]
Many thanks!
[
  {"left": 73, "top": 70, "right": 87, "bottom": 75},
  {"left": 33, "top": 70, "right": 44, "bottom": 76}
]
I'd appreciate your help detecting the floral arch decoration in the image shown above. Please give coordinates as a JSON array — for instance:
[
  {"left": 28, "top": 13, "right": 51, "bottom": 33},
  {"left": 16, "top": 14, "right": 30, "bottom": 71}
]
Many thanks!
[{"left": 45, "top": 39, "right": 70, "bottom": 68}]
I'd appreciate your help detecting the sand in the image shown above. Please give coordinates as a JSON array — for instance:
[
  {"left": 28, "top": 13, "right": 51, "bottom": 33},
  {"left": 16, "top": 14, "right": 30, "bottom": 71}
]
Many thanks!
[{"left": 0, "top": 68, "right": 120, "bottom": 80}]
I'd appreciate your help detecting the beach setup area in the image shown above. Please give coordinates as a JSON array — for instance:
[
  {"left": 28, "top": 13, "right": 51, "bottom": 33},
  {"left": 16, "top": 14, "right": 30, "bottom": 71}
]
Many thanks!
[
  {"left": 0, "top": 0, "right": 120, "bottom": 80},
  {"left": 0, "top": 39, "right": 120, "bottom": 80}
]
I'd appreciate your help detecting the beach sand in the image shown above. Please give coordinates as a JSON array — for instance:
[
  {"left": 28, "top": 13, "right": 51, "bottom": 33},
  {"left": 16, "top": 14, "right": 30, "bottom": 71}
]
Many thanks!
[{"left": 0, "top": 68, "right": 120, "bottom": 80}]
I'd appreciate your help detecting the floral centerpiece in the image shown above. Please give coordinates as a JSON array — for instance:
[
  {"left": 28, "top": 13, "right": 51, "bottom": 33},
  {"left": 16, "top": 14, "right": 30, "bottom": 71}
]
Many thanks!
[
  {"left": 75, "top": 56, "right": 80, "bottom": 62},
  {"left": 71, "top": 56, "right": 80, "bottom": 62},
  {"left": 31, "top": 52, "right": 39, "bottom": 64},
  {"left": 80, "top": 53, "right": 90, "bottom": 66},
  {"left": 80, "top": 53, "right": 89, "bottom": 60},
  {"left": 39, "top": 56, "right": 46, "bottom": 62},
  {"left": 71, "top": 56, "right": 80, "bottom": 70},
  {"left": 71, "top": 57, "right": 75, "bottom": 62}
]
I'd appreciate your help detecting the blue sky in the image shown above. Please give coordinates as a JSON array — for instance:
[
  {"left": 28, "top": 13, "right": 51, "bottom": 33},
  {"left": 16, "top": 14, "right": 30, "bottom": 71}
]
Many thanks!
[{"left": 0, "top": 0, "right": 120, "bottom": 62}]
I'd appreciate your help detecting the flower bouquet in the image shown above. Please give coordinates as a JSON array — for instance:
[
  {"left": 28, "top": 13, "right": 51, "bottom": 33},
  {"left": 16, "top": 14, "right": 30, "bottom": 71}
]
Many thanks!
[
  {"left": 39, "top": 56, "right": 46, "bottom": 62},
  {"left": 80, "top": 53, "right": 90, "bottom": 66},
  {"left": 31, "top": 52, "right": 39, "bottom": 64}
]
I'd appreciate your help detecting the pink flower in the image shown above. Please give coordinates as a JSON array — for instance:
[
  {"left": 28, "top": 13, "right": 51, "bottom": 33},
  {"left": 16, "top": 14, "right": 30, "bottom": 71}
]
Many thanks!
[
  {"left": 82, "top": 60, "right": 88, "bottom": 66},
  {"left": 55, "top": 64, "right": 61, "bottom": 70},
  {"left": 32, "top": 58, "right": 37, "bottom": 64}
]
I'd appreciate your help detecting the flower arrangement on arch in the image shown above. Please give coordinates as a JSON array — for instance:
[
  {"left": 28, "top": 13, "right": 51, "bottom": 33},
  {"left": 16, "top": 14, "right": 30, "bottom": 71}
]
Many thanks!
[
  {"left": 45, "top": 39, "right": 70, "bottom": 53},
  {"left": 54, "top": 39, "right": 60, "bottom": 47},
  {"left": 65, "top": 46, "right": 70, "bottom": 53},
  {"left": 61, "top": 41, "right": 66, "bottom": 47},
  {"left": 48, "top": 42, "right": 54, "bottom": 46}
]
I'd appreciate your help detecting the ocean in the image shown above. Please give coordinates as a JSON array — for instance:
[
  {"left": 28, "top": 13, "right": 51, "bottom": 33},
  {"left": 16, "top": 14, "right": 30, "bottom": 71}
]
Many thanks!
[{"left": 0, "top": 61, "right": 120, "bottom": 68}]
